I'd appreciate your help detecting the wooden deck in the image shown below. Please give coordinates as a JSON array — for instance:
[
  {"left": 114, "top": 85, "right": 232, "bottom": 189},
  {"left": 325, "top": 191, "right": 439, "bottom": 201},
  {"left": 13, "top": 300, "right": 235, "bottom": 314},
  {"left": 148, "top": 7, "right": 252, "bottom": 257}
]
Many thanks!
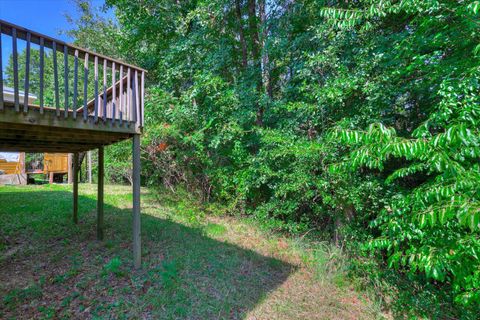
[
  {"left": 0, "top": 19, "right": 145, "bottom": 153},
  {"left": 0, "top": 19, "right": 145, "bottom": 268}
]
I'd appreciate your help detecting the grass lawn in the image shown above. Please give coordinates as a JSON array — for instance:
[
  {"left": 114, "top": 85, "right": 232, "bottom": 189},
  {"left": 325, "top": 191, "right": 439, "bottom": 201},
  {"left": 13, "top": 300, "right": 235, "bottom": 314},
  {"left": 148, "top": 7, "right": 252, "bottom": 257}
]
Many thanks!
[{"left": 0, "top": 184, "right": 383, "bottom": 319}]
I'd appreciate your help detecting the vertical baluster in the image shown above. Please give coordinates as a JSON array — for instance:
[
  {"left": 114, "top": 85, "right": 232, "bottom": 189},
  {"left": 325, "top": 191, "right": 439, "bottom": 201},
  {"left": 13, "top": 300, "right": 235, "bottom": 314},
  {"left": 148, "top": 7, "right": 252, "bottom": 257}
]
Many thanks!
[
  {"left": 119, "top": 65, "right": 123, "bottom": 125},
  {"left": 134, "top": 69, "right": 139, "bottom": 125},
  {"left": 12, "top": 28, "right": 19, "bottom": 112},
  {"left": 116, "top": 96, "right": 120, "bottom": 124},
  {"left": 103, "top": 59, "right": 107, "bottom": 121},
  {"left": 0, "top": 23, "right": 4, "bottom": 111},
  {"left": 141, "top": 71, "right": 145, "bottom": 127},
  {"left": 23, "top": 32, "right": 31, "bottom": 113},
  {"left": 83, "top": 52, "right": 89, "bottom": 121},
  {"left": 111, "top": 62, "right": 116, "bottom": 125},
  {"left": 94, "top": 55, "right": 99, "bottom": 122},
  {"left": 64, "top": 45, "right": 69, "bottom": 118},
  {"left": 123, "top": 91, "right": 127, "bottom": 124},
  {"left": 73, "top": 49, "right": 79, "bottom": 119},
  {"left": 53, "top": 41, "right": 60, "bottom": 116},
  {"left": 39, "top": 37, "right": 44, "bottom": 114},
  {"left": 131, "top": 72, "right": 136, "bottom": 123},
  {"left": 99, "top": 95, "right": 103, "bottom": 118},
  {"left": 127, "top": 67, "right": 131, "bottom": 125}
]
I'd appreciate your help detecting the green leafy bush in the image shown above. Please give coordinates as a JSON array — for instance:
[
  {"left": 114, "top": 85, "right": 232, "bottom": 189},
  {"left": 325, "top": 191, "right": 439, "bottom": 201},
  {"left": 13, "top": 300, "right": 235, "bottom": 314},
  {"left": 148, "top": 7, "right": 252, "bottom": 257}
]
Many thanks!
[
  {"left": 331, "top": 68, "right": 480, "bottom": 304},
  {"left": 65, "top": 0, "right": 480, "bottom": 313}
]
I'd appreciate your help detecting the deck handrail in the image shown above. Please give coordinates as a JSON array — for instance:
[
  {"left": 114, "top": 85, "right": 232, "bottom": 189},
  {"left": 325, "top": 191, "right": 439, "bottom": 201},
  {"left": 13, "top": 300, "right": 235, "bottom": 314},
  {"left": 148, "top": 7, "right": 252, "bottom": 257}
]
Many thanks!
[{"left": 0, "top": 19, "right": 145, "bottom": 131}]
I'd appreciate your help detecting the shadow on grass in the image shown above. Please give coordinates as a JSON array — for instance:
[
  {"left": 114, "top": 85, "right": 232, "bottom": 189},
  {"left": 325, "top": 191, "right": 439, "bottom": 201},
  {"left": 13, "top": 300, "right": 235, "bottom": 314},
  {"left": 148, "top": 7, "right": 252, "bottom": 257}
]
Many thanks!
[{"left": 0, "top": 188, "right": 295, "bottom": 319}]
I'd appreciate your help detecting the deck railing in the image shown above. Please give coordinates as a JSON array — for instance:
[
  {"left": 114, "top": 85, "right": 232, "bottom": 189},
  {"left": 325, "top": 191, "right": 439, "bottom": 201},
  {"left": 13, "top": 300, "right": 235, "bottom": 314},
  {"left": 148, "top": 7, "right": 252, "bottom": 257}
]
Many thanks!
[{"left": 0, "top": 19, "right": 145, "bottom": 131}]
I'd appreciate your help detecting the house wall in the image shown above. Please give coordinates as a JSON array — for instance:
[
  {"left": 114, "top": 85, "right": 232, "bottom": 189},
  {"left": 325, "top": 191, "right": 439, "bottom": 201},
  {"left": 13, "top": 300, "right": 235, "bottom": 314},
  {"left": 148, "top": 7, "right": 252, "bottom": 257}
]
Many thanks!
[
  {"left": 44, "top": 153, "right": 69, "bottom": 174},
  {"left": 0, "top": 152, "right": 26, "bottom": 185},
  {"left": 0, "top": 152, "right": 24, "bottom": 174}
]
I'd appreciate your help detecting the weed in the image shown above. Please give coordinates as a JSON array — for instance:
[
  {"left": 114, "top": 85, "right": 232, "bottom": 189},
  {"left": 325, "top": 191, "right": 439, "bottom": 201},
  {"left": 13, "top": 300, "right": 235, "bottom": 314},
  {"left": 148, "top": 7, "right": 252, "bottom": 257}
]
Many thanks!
[
  {"left": 102, "top": 257, "right": 124, "bottom": 277},
  {"left": 3, "top": 285, "right": 43, "bottom": 307},
  {"left": 175, "top": 202, "right": 204, "bottom": 226},
  {"left": 38, "top": 305, "right": 55, "bottom": 319}
]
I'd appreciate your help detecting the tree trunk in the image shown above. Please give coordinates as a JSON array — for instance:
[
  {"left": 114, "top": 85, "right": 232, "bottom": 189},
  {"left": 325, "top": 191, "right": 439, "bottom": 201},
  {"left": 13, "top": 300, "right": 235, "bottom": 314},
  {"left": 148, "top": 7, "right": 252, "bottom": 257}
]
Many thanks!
[
  {"left": 247, "top": 0, "right": 264, "bottom": 127},
  {"left": 258, "top": 0, "right": 272, "bottom": 98},
  {"left": 334, "top": 204, "right": 356, "bottom": 246},
  {"left": 247, "top": 0, "right": 260, "bottom": 63},
  {"left": 235, "top": 0, "right": 248, "bottom": 69}
]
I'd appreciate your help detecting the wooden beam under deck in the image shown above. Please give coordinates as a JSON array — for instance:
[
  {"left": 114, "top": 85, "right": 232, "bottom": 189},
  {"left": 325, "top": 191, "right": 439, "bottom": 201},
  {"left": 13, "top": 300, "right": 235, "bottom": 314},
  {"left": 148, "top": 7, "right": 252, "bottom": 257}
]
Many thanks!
[
  {"left": 0, "top": 105, "right": 135, "bottom": 153},
  {"left": 1, "top": 103, "right": 140, "bottom": 135},
  {"left": 0, "top": 126, "right": 130, "bottom": 143},
  {"left": 0, "top": 144, "right": 99, "bottom": 153}
]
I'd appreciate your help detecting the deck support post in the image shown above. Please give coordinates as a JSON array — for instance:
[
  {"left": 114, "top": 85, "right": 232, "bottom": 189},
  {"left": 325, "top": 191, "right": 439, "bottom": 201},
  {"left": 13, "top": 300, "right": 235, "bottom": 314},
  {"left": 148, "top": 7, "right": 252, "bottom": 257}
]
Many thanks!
[
  {"left": 132, "top": 134, "right": 141, "bottom": 269},
  {"left": 87, "top": 151, "right": 92, "bottom": 183},
  {"left": 67, "top": 153, "right": 73, "bottom": 184},
  {"left": 97, "top": 146, "right": 104, "bottom": 240},
  {"left": 73, "top": 152, "right": 79, "bottom": 224}
]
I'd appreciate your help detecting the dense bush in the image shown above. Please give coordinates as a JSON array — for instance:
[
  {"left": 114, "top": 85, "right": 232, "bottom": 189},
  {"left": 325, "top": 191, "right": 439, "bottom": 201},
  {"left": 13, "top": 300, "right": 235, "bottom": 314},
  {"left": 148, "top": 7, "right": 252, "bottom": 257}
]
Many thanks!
[{"left": 65, "top": 0, "right": 480, "bottom": 313}]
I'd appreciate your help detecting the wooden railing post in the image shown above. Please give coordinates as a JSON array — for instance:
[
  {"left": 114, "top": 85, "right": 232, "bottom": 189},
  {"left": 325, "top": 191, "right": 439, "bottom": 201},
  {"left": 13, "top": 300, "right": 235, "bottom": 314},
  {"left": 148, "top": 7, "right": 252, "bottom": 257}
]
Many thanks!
[
  {"left": 39, "top": 37, "right": 44, "bottom": 114},
  {"left": 73, "top": 49, "right": 79, "bottom": 119},
  {"left": 134, "top": 69, "right": 139, "bottom": 126},
  {"left": 94, "top": 56, "right": 99, "bottom": 122},
  {"left": 132, "top": 71, "right": 137, "bottom": 124},
  {"left": 64, "top": 45, "right": 69, "bottom": 118},
  {"left": 141, "top": 71, "right": 145, "bottom": 127},
  {"left": 127, "top": 68, "right": 131, "bottom": 125},
  {"left": 23, "top": 32, "right": 31, "bottom": 113},
  {"left": 103, "top": 59, "right": 107, "bottom": 122},
  {"left": 83, "top": 53, "right": 89, "bottom": 121},
  {"left": 111, "top": 62, "right": 116, "bottom": 125},
  {"left": 119, "top": 65, "right": 124, "bottom": 125},
  {"left": 53, "top": 41, "right": 60, "bottom": 116},
  {"left": 12, "top": 27, "right": 19, "bottom": 112}
]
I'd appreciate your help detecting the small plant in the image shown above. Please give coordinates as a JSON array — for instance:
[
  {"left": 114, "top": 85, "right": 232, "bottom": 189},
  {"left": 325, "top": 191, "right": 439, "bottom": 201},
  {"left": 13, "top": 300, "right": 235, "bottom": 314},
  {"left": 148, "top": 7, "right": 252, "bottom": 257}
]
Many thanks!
[
  {"left": 176, "top": 202, "right": 205, "bottom": 226},
  {"left": 102, "top": 257, "right": 124, "bottom": 277},
  {"left": 38, "top": 305, "right": 56, "bottom": 319},
  {"left": 3, "top": 285, "right": 43, "bottom": 307}
]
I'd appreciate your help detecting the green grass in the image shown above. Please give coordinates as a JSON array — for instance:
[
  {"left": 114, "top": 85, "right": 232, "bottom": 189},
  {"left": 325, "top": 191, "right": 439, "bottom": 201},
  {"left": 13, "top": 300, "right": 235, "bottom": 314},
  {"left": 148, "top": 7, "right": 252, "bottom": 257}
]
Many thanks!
[{"left": 0, "top": 184, "right": 383, "bottom": 319}]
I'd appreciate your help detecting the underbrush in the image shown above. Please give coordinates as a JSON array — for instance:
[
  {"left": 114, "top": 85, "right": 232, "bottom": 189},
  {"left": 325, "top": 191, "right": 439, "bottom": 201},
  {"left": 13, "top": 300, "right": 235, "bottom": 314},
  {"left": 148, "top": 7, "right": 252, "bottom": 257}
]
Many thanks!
[{"left": 158, "top": 186, "right": 480, "bottom": 319}]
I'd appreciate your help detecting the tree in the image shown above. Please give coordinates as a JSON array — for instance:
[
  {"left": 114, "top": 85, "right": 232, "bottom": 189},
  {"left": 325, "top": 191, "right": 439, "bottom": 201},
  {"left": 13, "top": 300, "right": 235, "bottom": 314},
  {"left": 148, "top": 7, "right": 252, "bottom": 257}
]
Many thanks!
[{"left": 63, "top": 0, "right": 480, "bottom": 313}]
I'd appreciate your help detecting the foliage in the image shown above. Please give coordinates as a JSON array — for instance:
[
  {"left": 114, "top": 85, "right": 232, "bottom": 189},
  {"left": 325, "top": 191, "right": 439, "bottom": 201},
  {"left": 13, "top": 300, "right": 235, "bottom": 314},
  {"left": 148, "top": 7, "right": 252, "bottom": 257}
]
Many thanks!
[
  {"left": 102, "top": 257, "right": 124, "bottom": 277},
  {"left": 61, "top": 0, "right": 480, "bottom": 313},
  {"left": 330, "top": 69, "right": 480, "bottom": 304},
  {"left": 322, "top": 0, "right": 480, "bottom": 306}
]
